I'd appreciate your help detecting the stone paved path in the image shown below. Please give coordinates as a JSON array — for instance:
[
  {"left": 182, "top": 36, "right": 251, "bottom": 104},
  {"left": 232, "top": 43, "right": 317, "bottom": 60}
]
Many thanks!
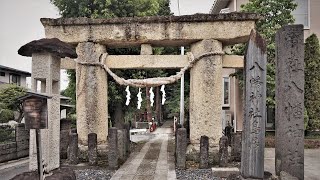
[{"left": 111, "top": 120, "right": 176, "bottom": 180}]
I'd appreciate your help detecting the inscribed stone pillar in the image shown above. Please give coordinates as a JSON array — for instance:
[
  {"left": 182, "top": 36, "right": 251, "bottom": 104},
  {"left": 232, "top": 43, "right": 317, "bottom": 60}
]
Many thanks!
[
  {"left": 275, "top": 25, "right": 304, "bottom": 180},
  {"left": 76, "top": 42, "right": 108, "bottom": 145},
  {"left": 29, "top": 53, "right": 61, "bottom": 172},
  {"left": 241, "top": 30, "right": 267, "bottom": 179},
  {"left": 190, "top": 39, "right": 223, "bottom": 146}
]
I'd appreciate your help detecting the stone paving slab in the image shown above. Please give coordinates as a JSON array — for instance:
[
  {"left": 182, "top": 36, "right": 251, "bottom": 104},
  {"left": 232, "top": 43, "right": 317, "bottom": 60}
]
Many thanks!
[{"left": 110, "top": 127, "right": 176, "bottom": 180}]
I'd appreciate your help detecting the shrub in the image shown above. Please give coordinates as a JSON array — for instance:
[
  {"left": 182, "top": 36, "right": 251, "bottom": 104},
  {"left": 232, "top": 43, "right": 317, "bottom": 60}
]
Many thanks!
[{"left": 0, "top": 109, "right": 14, "bottom": 123}]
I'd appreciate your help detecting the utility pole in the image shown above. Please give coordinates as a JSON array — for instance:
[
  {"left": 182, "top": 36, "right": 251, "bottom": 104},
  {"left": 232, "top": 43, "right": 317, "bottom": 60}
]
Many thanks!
[{"left": 180, "top": 46, "right": 185, "bottom": 126}]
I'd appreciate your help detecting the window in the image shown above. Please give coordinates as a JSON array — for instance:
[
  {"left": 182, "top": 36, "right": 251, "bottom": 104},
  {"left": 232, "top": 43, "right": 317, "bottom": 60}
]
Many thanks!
[
  {"left": 0, "top": 72, "right": 5, "bottom": 76},
  {"left": 222, "top": 77, "right": 230, "bottom": 107},
  {"left": 292, "top": 0, "right": 309, "bottom": 29},
  {"left": 9, "top": 74, "right": 21, "bottom": 86}
]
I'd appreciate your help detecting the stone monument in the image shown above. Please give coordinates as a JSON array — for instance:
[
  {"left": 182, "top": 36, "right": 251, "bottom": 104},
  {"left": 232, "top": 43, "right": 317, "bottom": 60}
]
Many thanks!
[
  {"left": 241, "top": 29, "right": 267, "bottom": 179},
  {"left": 275, "top": 25, "right": 304, "bottom": 180}
]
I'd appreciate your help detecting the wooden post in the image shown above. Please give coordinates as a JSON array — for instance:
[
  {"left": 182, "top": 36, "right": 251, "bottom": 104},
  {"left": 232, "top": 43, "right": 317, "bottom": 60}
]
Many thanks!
[{"left": 36, "top": 129, "right": 43, "bottom": 180}]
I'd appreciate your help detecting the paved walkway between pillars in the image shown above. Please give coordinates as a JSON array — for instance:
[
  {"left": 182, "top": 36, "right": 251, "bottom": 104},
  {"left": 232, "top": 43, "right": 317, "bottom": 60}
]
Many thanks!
[{"left": 111, "top": 120, "right": 176, "bottom": 180}]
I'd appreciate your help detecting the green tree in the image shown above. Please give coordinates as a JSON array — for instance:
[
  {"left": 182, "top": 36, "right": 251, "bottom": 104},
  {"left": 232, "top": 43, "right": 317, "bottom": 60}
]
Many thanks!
[
  {"left": 304, "top": 34, "right": 320, "bottom": 130},
  {"left": 232, "top": 0, "right": 297, "bottom": 108},
  {"left": 52, "top": 0, "right": 172, "bottom": 128},
  {"left": 0, "top": 84, "right": 27, "bottom": 123}
]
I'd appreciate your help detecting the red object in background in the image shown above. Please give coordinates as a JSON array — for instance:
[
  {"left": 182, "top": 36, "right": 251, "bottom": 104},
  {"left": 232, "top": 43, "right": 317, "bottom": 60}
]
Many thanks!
[{"left": 150, "top": 122, "right": 157, "bottom": 132}]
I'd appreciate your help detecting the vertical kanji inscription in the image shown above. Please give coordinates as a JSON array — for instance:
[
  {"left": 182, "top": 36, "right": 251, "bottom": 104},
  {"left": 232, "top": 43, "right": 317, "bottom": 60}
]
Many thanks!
[
  {"left": 241, "top": 29, "right": 267, "bottom": 179},
  {"left": 275, "top": 25, "right": 304, "bottom": 180}
]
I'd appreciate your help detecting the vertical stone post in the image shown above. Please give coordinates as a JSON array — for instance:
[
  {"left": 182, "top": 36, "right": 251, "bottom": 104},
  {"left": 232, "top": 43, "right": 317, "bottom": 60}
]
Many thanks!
[
  {"left": 28, "top": 52, "right": 61, "bottom": 172},
  {"left": 241, "top": 30, "right": 267, "bottom": 179},
  {"left": 108, "top": 127, "right": 118, "bottom": 169},
  {"left": 123, "top": 123, "right": 130, "bottom": 156},
  {"left": 231, "top": 132, "right": 241, "bottom": 162},
  {"left": 60, "top": 119, "right": 71, "bottom": 159},
  {"left": 117, "top": 129, "right": 125, "bottom": 163},
  {"left": 88, "top": 133, "right": 97, "bottom": 165},
  {"left": 176, "top": 128, "right": 187, "bottom": 169},
  {"left": 219, "top": 136, "right": 228, "bottom": 167},
  {"left": 275, "top": 25, "right": 304, "bottom": 180},
  {"left": 190, "top": 39, "right": 223, "bottom": 146},
  {"left": 68, "top": 133, "right": 79, "bottom": 164},
  {"left": 199, "top": 136, "right": 209, "bottom": 169},
  {"left": 76, "top": 42, "right": 108, "bottom": 146}
]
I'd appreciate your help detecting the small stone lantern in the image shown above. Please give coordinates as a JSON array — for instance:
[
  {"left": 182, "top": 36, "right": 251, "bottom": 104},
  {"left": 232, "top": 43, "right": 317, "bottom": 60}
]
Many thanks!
[{"left": 18, "top": 92, "right": 52, "bottom": 129}]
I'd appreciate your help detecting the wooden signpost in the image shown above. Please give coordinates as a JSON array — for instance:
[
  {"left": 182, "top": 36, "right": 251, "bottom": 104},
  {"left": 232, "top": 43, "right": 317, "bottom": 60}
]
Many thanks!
[{"left": 19, "top": 92, "right": 51, "bottom": 180}]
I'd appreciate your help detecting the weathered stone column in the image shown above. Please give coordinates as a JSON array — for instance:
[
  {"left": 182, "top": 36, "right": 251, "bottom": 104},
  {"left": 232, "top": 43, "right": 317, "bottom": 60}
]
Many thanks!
[
  {"left": 68, "top": 133, "right": 79, "bottom": 164},
  {"left": 241, "top": 30, "right": 267, "bottom": 179},
  {"left": 190, "top": 39, "right": 223, "bottom": 147},
  {"left": 60, "top": 119, "right": 71, "bottom": 159},
  {"left": 108, "top": 127, "right": 118, "bottom": 169},
  {"left": 88, "top": 133, "right": 98, "bottom": 165},
  {"left": 76, "top": 42, "right": 108, "bottom": 146},
  {"left": 18, "top": 38, "right": 77, "bottom": 172},
  {"left": 199, "top": 136, "right": 209, "bottom": 169},
  {"left": 123, "top": 123, "right": 130, "bottom": 156},
  {"left": 176, "top": 128, "right": 187, "bottom": 169},
  {"left": 219, "top": 136, "right": 228, "bottom": 167},
  {"left": 231, "top": 132, "right": 241, "bottom": 162},
  {"left": 275, "top": 25, "right": 304, "bottom": 180},
  {"left": 117, "top": 129, "right": 125, "bottom": 163}
]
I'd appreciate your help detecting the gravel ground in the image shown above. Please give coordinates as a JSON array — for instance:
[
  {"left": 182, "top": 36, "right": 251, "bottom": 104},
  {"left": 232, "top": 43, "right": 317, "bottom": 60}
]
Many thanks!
[
  {"left": 176, "top": 168, "right": 221, "bottom": 180},
  {"left": 74, "top": 168, "right": 115, "bottom": 180}
]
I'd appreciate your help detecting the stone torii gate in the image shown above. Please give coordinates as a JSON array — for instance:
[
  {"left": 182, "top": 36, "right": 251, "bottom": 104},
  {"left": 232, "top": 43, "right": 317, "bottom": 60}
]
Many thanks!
[{"left": 35, "top": 13, "right": 258, "bottom": 171}]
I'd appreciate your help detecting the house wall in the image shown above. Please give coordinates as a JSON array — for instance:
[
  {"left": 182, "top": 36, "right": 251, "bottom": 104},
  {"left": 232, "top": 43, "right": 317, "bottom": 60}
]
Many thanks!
[
  {"left": 0, "top": 70, "right": 28, "bottom": 87},
  {"left": 304, "top": 0, "right": 320, "bottom": 38}
]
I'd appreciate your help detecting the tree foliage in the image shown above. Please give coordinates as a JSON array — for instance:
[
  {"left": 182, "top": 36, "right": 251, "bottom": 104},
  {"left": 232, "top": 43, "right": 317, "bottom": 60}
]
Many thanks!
[
  {"left": 51, "top": 0, "right": 171, "bottom": 18},
  {"left": 304, "top": 34, "right": 320, "bottom": 130},
  {"left": 232, "top": 0, "right": 297, "bottom": 108},
  {"left": 0, "top": 84, "right": 27, "bottom": 123}
]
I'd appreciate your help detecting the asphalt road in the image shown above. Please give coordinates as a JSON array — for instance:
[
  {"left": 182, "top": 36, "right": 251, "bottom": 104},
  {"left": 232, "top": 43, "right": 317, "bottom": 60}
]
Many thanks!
[{"left": 0, "top": 157, "right": 29, "bottom": 180}]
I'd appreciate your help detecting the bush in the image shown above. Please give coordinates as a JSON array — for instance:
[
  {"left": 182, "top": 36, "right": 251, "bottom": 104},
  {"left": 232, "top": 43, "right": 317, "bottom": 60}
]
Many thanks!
[{"left": 0, "top": 109, "right": 14, "bottom": 123}]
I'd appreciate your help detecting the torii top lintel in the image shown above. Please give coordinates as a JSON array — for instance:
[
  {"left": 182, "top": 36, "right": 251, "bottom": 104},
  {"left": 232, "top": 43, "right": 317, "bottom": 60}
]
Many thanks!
[{"left": 41, "top": 13, "right": 260, "bottom": 47}]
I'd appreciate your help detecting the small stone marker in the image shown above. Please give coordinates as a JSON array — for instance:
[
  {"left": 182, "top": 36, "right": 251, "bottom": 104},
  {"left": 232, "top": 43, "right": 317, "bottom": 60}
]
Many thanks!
[
  {"left": 219, "top": 136, "right": 228, "bottom": 167},
  {"left": 275, "top": 25, "right": 304, "bottom": 180},
  {"left": 108, "top": 127, "right": 118, "bottom": 169},
  {"left": 176, "top": 128, "right": 187, "bottom": 169},
  {"left": 123, "top": 123, "right": 130, "bottom": 156},
  {"left": 231, "top": 132, "right": 241, "bottom": 162},
  {"left": 241, "top": 29, "right": 267, "bottom": 179},
  {"left": 117, "top": 130, "right": 125, "bottom": 163},
  {"left": 60, "top": 119, "right": 71, "bottom": 159},
  {"left": 199, "top": 135, "right": 209, "bottom": 169},
  {"left": 68, "top": 133, "right": 79, "bottom": 164},
  {"left": 88, "top": 133, "right": 97, "bottom": 165}
]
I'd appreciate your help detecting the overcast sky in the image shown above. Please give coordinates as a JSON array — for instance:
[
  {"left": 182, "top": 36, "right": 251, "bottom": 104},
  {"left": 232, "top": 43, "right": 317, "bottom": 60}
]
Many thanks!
[{"left": 0, "top": 0, "right": 213, "bottom": 89}]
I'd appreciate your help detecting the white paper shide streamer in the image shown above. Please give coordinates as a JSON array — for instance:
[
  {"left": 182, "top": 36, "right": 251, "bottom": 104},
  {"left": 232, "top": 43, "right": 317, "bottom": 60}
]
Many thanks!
[
  {"left": 137, "top": 88, "right": 142, "bottom": 109},
  {"left": 160, "top": 85, "right": 166, "bottom": 105},
  {"left": 125, "top": 86, "right": 131, "bottom": 106},
  {"left": 149, "top": 87, "right": 154, "bottom": 107}
]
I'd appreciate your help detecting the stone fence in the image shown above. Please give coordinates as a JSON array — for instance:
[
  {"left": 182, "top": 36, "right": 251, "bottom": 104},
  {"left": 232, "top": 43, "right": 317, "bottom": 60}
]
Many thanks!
[{"left": 0, "top": 123, "right": 29, "bottom": 163}]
